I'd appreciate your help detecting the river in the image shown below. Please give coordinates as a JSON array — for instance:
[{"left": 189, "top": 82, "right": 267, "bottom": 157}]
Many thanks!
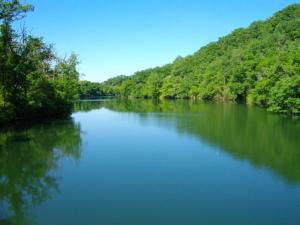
[{"left": 0, "top": 99, "right": 300, "bottom": 225}]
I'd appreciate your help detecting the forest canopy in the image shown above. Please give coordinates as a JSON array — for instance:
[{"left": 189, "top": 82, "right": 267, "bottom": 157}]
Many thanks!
[
  {"left": 101, "top": 4, "right": 300, "bottom": 115},
  {"left": 1, "top": 1, "right": 299, "bottom": 124}
]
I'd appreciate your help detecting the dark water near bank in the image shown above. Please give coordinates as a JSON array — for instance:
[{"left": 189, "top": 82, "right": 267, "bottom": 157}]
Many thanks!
[{"left": 1, "top": 100, "right": 300, "bottom": 225}]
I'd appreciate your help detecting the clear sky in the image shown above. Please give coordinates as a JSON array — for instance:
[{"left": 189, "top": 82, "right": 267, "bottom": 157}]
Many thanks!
[{"left": 22, "top": 0, "right": 300, "bottom": 82}]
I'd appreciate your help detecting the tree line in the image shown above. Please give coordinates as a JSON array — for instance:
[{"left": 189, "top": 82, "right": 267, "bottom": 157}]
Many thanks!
[
  {"left": 78, "top": 80, "right": 114, "bottom": 99},
  {"left": 100, "top": 4, "right": 300, "bottom": 115},
  {"left": 1, "top": 1, "right": 299, "bottom": 125}
]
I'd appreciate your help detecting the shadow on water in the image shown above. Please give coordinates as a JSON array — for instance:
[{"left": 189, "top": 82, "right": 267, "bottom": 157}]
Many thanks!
[
  {"left": 74, "top": 99, "right": 300, "bottom": 184},
  {"left": 0, "top": 119, "right": 82, "bottom": 225}
]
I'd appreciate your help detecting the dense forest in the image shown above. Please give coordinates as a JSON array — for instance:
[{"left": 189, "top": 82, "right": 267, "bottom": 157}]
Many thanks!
[
  {"left": 100, "top": 4, "right": 300, "bottom": 115},
  {"left": 1, "top": 1, "right": 299, "bottom": 125},
  {"left": 0, "top": 0, "right": 80, "bottom": 124},
  {"left": 78, "top": 80, "right": 114, "bottom": 99}
]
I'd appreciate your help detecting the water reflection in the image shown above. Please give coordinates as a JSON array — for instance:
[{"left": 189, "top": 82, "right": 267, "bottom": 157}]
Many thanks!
[
  {"left": 1, "top": 100, "right": 299, "bottom": 224},
  {"left": 74, "top": 99, "right": 300, "bottom": 183},
  {"left": 0, "top": 120, "right": 82, "bottom": 225}
]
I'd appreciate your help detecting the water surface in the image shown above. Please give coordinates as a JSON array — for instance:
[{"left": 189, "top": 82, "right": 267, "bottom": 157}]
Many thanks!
[{"left": 1, "top": 100, "right": 300, "bottom": 225}]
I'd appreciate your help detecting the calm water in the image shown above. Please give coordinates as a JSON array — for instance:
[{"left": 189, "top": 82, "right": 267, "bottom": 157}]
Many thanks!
[{"left": 1, "top": 100, "right": 300, "bottom": 225}]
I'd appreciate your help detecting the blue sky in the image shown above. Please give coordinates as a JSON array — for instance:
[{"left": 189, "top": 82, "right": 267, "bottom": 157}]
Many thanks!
[{"left": 22, "top": 0, "right": 300, "bottom": 82}]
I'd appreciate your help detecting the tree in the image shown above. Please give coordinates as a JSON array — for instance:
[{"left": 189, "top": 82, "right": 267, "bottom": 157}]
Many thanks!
[{"left": 0, "top": 1, "right": 81, "bottom": 123}]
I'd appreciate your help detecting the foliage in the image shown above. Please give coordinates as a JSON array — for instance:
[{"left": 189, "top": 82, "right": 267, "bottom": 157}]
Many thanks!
[
  {"left": 0, "top": 0, "right": 80, "bottom": 124},
  {"left": 78, "top": 80, "right": 114, "bottom": 99},
  {"left": 104, "top": 4, "right": 300, "bottom": 115}
]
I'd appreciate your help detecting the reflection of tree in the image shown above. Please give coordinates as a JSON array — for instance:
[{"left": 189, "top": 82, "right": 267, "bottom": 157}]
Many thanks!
[
  {"left": 0, "top": 119, "right": 82, "bottom": 225},
  {"left": 76, "top": 99, "right": 300, "bottom": 183},
  {"left": 73, "top": 100, "right": 114, "bottom": 112}
]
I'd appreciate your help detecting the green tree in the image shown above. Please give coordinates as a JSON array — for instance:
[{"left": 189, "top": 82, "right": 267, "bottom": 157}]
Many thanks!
[{"left": 0, "top": 1, "right": 81, "bottom": 123}]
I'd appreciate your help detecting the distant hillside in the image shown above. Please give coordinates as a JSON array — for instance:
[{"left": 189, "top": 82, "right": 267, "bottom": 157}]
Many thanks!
[{"left": 103, "top": 4, "right": 300, "bottom": 114}]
